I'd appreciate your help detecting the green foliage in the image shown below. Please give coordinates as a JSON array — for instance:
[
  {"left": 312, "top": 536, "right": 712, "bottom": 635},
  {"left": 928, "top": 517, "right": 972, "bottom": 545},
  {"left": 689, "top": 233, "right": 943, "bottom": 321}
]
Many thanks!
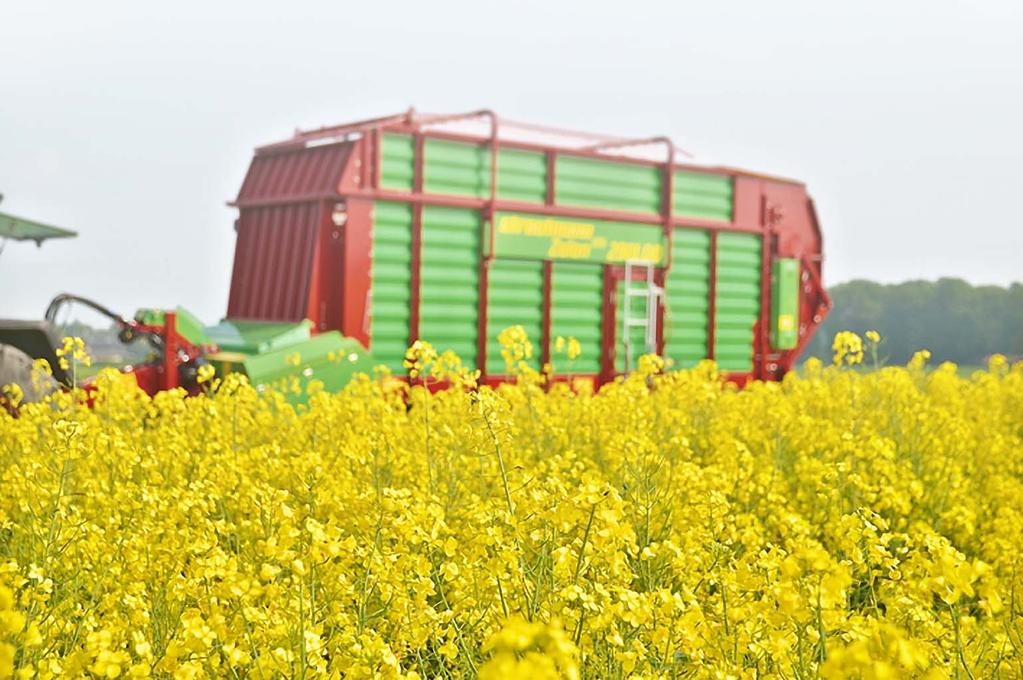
[{"left": 805, "top": 278, "right": 1023, "bottom": 365}]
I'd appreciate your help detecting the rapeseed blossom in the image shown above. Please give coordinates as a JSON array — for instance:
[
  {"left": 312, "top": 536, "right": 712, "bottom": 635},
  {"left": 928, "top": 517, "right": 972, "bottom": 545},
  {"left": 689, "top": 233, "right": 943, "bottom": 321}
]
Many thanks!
[
  {"left": 0, "top": 334, "right": 1021, "bottom": 678},
  {"left": 832, "top": 330, "right": 864, "bottom": 366}
]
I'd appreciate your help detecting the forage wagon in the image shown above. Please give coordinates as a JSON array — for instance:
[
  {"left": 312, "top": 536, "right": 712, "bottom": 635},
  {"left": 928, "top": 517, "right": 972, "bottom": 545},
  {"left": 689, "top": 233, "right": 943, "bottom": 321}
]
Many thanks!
[
  {"left": 226, "top": 109, "right": 830, "bottom": 384},
  {"left": 0, "top": 109, "right": 831, "bottom": 400}
]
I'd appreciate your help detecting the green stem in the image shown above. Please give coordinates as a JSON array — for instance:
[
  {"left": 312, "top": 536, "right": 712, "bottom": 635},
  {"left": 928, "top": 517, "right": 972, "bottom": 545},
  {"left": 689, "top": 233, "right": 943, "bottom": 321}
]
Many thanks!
[
  {"left": 574, "top": 503, "right": 598, "bottom": 583},
  {"left": 952, "top": 604, "right": 977, "bottom": 680}
]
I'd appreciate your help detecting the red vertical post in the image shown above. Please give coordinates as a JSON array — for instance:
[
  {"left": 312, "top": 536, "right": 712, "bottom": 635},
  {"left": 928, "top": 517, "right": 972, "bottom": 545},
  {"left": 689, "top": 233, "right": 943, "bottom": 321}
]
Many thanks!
[
  {"left": 656, "top": 265, "right": 667, "bottom": 357},
  {"left": 659, "top": 154, "right": 674, "bottom": 357},
  {"left": 305, "top": 216, "right": 323, "bottom": 328},
  {"left": 543, "top": 151, "right": 558, "bottom": 376},
  {"left": 542, "top": 151, "right": 557, "bottom": 375},
  {"left": 311, "top": 199, "right": 345, "bottom": 332},
  {"left": 360, "top": 134, "right": 370, "bottom": 190},
  {"left": 477, "top": 255, "right": 490, "bottom": 378},
  {"left": 541, "top": 260, "right": 553, "bottom": 369},
  {"left": 476, "top": 115, "right": 500, "bottom": 378},
  {"left": 372, "top": 129, "right": 382, "bottom": 189},
  {"left": 599, "top": 265, "right": 616, "bottom": 384},
  {"left": 757, "top": 229, "right": 773, "bottom": 380},
  {"left": 707, "top": 231, "right": 718, "bottom": 361},
  {"left": 162, "top": 312, "right": 179, "bottom": 390},
  {"left": 339, "top": 198, "right": 373, "bottom": 347},
  {"left": 661, "top": 151, "right": 675, "bottom": 267},
  {"left": 410, "top": 133, "right": 424, "bottom": 344}
]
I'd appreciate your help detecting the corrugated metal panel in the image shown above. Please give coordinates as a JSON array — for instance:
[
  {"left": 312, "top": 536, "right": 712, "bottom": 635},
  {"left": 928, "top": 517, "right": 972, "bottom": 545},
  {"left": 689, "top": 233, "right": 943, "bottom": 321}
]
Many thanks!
[
  {"left": 714, "top": 232, "right": 762, "bottom": 372},
  {"left": 498, "top": 148, "right": 547, "bottom": 203},
  {"left": 422, "top": 139, "right": 547, "bottom": 202},
  {"left": 664, "top": 229, "right": 711, "bottom": 367},
  {"left": 380, "top": 136, "right": 728, "bottom": 222},
  {"left": 550, "top": 262, "right": 603, "bottom": 374},
  {"left": 486, "top": 259, "right": 544, "bottom": 375},
  {"left": 227, "top": 203, "right": 319, "bottom": 321},
  {"left": 236, "top": 143, "right": 351, "bottom": 205},
  {"left": 420, "top": 205, "right": 480, "bottom": 368},
  {"left": 673, "top": 171, "right": 733, "bottom": 222},
  {"left": 229, "top": 141, "right": 353, "bottom": 323},
  {"left": 369, "top": 201, "right": 413, "bottom": 371},
  {"left": 555, "top": 155, "right": 661, "bottom": 214},
  {"left": 380, "top": 134, "right": 414, "bottom": 191},
  {"left": 423, "top": 138, "right": 487, "bottom": 197}
]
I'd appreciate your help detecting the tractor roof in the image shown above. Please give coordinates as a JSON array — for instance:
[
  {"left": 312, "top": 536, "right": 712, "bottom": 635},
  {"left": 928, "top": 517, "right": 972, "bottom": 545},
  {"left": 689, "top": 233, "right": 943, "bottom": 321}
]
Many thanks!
[{"left": 0, "top": 211, "right": 77, "bottom": 246}]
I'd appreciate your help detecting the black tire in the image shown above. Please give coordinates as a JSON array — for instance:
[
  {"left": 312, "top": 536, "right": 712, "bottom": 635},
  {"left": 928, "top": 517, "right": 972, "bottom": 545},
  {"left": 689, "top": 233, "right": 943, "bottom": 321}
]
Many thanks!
[{"left": 0, "top": 342, "right": 57, "bottom": 403}]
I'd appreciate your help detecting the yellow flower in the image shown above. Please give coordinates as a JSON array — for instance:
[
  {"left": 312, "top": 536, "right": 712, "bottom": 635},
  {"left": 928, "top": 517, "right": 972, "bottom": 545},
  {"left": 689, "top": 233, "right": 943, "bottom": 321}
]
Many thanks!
[
  {"left": 566, "top": 337, "right": 581, "bottom": 361},
  {"left": 498, "top": 325, "right": 534, "bottom": 373},
  {"left": 1, "top": 384, "right": 24, "bottom": 409},
  {"left": 480, "top": 617, "right": 578, "bottom": 680},
  {"left": 831, "top": 330, "right": 864, "bottom": 366},
  {"left": 196, "top": 364, "right": 216, "bottom": 384},
  {"left": 438, "top": 638, "right": 458, "bottom": 660},
  {"left": 0, "top": 336, "right": 1020, "bottom": 678},
  {"left": 908, "top": 348, "right": 932, "bottom": 370}
]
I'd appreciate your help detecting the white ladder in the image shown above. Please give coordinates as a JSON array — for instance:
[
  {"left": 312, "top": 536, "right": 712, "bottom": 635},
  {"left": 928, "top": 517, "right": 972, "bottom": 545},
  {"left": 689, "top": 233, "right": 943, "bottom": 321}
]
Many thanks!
[{"left": 622, "top": 260, "right": 664, "bottom": 372}]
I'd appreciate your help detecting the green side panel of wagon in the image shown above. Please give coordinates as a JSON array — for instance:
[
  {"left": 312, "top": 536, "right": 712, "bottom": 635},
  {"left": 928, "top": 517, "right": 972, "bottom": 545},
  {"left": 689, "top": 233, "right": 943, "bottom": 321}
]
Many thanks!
[
  {"left": 550, "top": 262, "right": 603, "bottom": 374},
  {"left": 664, "top": 229, "right": 712, "bottom": 368},
  {"left": 382, "top": 135, "right": 735, "bottom": 224},
  {"left": 380, "top": 134, "right": 415, "bottom": 191},
  {"left": 422, "top": 139, "right": 548, "bottom": 203},
  {"left": 370, "top": 201, "right": 414, "bottom": 372},
  {"left": 420, "top": 205, "right": 480, "bottom": 369},
  {"left": 556, "top": 155, "right": 662, "bottom": 215},
  {"left": 495, "top": 148, "right": 548, "bottom": 203},
  {"left": 714, "top": 233, "right": 762, "bottom": 372},
  {"left": 771, "top": 258, "right": 800, "bottom": 350},
  {"left": 486, "top": 259, "right": 544, "bottom": 375},
  {"left": 673, "top": 171, "right": 733, "bottom": 222}
]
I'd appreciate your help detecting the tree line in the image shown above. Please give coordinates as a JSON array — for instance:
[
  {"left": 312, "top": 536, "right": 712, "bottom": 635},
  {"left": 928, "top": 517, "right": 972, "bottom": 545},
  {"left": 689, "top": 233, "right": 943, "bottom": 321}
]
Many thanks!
[{"left": 803, "top": 278, "right": 1023, "bottom": 366}]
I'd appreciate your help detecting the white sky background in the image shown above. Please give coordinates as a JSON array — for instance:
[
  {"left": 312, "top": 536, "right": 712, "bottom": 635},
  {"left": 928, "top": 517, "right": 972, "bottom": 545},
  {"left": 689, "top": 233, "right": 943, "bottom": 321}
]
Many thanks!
[{"left": 1, "top": 1, "right": 1021, "bottom": 323}]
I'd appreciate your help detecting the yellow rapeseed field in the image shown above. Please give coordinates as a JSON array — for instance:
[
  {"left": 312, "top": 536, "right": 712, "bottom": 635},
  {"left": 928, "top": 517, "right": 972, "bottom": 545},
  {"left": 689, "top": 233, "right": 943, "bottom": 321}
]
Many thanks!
[{"left": 1, "top": 331, "right": 1022, "bottom": 679}]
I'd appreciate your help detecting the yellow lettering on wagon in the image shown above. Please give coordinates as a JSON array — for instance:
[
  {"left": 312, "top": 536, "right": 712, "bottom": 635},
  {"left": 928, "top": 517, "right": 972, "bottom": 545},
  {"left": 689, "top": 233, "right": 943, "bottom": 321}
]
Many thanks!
[
  {"left": 493, "top": 212, "right": 665, "bottom": 265},
  {"left": 640, "top": 243, "right": 663, "bottom": 262},
  {"left": 547, "top": 238, "right": 592, "bottom": 260},
  {"left": 497, "top": 215, "right": 595, "bottom": 240},
  {"left": 607, "top": 241, "right": 639, "bottom": 262},
  {"left": 606, "top": 241, "right": 663, "bottom": 263}
]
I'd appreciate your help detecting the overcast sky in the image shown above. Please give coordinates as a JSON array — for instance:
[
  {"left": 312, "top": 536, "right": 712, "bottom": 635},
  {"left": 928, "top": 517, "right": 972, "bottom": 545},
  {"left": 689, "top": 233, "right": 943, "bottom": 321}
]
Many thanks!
[{"left": 2, "top": 1, "right": 1021, "bottom": 323}]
